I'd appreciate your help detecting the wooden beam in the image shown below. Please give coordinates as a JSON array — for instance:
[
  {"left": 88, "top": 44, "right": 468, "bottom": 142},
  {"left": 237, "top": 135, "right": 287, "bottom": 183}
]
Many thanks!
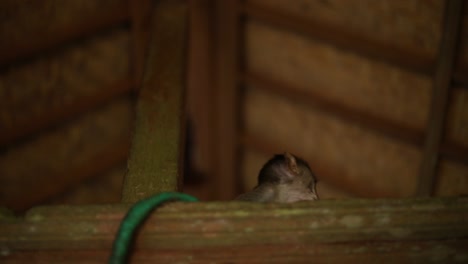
[
  {"left": 1, "top": 197, "right": 467, "bottom": 262},
  {"left": 122, "top": 0, "right": 188, "bottom": 203},
  {"left": 417, "top": 0, "right": 464, "bottom": 196},
  {"left": 0, "top": 78, "right": 132, "bottom": 147},
  {"left": 213, "top": 0, "right": 241, "bottom": 200},
  {"left": 0, "top": 6, "right": 129, "bottom": 68},
  {"left": 241, "top": 1, "right": 435, "bottom": 76}
]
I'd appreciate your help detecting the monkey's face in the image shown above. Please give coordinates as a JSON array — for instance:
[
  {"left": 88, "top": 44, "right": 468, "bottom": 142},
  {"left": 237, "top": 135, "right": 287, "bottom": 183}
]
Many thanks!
[
  {"left": 275, "top": 164, "right": 319, "bottom": 202},
  {"left": 257, "top": 152, "right": 319, "bottom": 203}
]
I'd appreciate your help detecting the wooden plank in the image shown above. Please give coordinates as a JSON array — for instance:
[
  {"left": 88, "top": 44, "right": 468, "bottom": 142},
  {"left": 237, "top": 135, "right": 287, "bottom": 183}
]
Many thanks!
[
  {"left": 0, "top": 4, "right": 129, "bottom": 68},
  {"left": 1, "top": 197, "right": 467, "bottom": 262},
  {"left": 417, "top": 0, "right": 464, "bottom": 196},
  {"left": 7, "top": 140, "right": 130, "bottom": 212},
  {"left": 121, "top": 0, "right": 188, "bottom": 203},
  {"left": 213, "top": 0, "right": 241, "bottom": 200},
  {"left": 0, "top": 78, "right": 132, "bottom": 147},
  {"left": 243, "top": 72, "right": 424, "bottom": 147},
  {"left": 242, "top": 1, "right": 435, "bottom": 76}
]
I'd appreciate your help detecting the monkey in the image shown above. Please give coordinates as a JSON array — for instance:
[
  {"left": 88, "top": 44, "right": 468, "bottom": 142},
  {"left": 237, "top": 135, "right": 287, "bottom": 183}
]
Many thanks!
[{"left": 236, "top": 152, "right": 319, "bottom": 203}]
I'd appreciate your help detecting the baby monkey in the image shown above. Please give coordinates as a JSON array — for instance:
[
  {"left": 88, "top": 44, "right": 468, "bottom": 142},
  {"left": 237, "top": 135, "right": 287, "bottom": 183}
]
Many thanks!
[{"left": 236, "top": 152, "right": 319, "bottom": 203}]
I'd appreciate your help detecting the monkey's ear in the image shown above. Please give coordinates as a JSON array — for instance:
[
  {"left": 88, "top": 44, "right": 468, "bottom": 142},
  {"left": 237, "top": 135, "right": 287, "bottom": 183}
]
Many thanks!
[{"left": 284, "top": 152, "right": 300, "bottom": 175}]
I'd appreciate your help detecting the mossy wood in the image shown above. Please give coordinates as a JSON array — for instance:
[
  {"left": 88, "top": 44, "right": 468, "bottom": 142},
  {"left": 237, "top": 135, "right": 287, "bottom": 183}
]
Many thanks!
[
  {"left": 122, "top": 0, "right": 187, "bottom": 202},
  {"left": 1, "top": 197, "right": 468, "bottom": 262}
]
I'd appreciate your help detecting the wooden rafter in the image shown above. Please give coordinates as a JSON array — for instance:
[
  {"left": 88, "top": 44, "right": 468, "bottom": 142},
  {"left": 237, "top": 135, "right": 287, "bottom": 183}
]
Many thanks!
[{"left": 417, "top": 0, "right": 465, "bottom": 196}]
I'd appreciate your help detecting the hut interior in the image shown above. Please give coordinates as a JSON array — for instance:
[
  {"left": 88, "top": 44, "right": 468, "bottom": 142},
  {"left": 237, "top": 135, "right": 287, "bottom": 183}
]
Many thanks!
[{"left": 0, "top": 0, "right": 467, "bottom": 262}]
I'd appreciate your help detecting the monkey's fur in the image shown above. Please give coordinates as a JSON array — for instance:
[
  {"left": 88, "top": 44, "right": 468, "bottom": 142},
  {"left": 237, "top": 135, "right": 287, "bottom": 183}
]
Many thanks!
[{"left": 236, "top": 152, "right": 319, "bottom": 203}]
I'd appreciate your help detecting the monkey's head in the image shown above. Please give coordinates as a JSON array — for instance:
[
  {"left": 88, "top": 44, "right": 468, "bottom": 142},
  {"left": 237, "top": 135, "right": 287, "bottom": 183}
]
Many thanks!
[{"left": 257, "top": 152, "right": 319, "bottom": 202}]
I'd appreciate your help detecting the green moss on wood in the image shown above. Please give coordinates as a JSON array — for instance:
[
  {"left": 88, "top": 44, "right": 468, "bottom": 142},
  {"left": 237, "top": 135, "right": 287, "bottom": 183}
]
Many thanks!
[{"left": 122, "top": 0, "right": 187, "bottom": 202}]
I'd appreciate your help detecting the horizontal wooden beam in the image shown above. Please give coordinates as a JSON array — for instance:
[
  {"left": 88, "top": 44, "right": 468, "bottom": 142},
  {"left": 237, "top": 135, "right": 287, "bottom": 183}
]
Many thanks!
[
  {"left": 241, "top": 1, "right": 435, "bottom": 76},
  {"left": 0, "top": 7, "right": 129, "bottom": 68},
  {"left": 1, "top": 197, "right": 467, "bottom": 262},
  {"left": 0, "top": 78, "right": 133, "bottom": 147}
]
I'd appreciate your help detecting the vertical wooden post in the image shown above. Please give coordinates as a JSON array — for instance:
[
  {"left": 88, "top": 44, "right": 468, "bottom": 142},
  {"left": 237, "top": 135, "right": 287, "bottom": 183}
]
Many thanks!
[
  {"left": 185, "top": 0, "right": 217, "bottom": 199},
  {"left": 417, "top": 0, "right": 464, "bottom": 196},
  {"left": 213, "top": 0, "right": 241, "bottom": 200},
  {"left": 122, "top": 0, "right": 188, "bottom": 203}
]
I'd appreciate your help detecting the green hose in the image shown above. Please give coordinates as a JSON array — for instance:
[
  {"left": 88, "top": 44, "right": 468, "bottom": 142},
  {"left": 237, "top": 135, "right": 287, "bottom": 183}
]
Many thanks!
[{"left": 109, "top": 192, "right": 198, "bottom": 264}]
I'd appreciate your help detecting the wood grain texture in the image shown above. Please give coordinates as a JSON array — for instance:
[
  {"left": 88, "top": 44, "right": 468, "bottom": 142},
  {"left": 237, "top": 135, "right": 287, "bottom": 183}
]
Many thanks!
[
  {"left": 1, "top": 197, "right": 467, "bottom": 262},
  {"left": 122, "top": 0, "right": 188, "bottom": 202}
]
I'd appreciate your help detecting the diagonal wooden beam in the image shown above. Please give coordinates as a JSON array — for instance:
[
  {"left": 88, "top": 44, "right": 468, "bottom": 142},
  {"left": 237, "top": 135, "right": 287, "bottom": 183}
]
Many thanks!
[
  {"left": 122, "top": 0, "right": 188, "bottom": 203},
  {"left": 417, "top": 0, "right": 464, "bottom": 196},
  {"left": 242, "top": 72, "right": 425, "bottom": 147},
  {"left": 241, "top": 1, "right": 435, "bottom": 76},
  {"left": 0, "top": 79, "right": 132, "bottom": 147},
  {"left": 0, "top": 4, "right": 129, "bottom": 68}
]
